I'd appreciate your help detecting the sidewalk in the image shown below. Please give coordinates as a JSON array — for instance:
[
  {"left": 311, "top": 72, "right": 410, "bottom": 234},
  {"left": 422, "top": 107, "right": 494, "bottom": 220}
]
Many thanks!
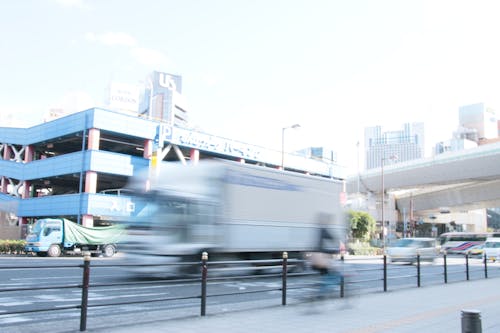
[{"left": 88, "top": 277, "right": 500, "bottom": 333}]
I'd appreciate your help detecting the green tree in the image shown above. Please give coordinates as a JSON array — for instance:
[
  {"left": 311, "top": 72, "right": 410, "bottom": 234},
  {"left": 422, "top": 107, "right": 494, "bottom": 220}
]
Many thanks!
[{"left": 348, "top": 210, "right": 376, "bottom": 241}]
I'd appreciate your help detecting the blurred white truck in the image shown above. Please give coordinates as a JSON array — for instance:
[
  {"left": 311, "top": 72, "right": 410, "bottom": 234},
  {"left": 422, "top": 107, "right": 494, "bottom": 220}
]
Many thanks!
[{"left": 121, "top": 160, "right": 346, "bottom": 276}]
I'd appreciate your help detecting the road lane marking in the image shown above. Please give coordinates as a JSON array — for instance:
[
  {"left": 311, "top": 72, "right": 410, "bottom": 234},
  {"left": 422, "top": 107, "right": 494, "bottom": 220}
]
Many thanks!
[
  {"left": 0, "top": 301, "right": 33, "bottom": 307},
  {"left": 10, "top": 276, "right": 81, "bottom": 281},
  {"left": 69, "top": 285, "right": 170, "bottom": 292},
  {"left": 10, "top": 273, "right": 120, "bottom": 281},
  {"left": 0, "top": 314, "right": 31, "bottom": 324}
]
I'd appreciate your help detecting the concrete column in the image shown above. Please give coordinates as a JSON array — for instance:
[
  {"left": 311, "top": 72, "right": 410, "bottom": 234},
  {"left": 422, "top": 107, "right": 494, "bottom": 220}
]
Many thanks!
[
  {"left": 82, "top": 214, "right": 94, "bottom": 227},
  {"left": 23, "top": 145, "right": 33, "bottom": 163},
  {"left": 84, "top": 130, "right": 98, "bottom": 229},
  {"left": 84, "top": 171, "right": 97, "bottom": 193},
  {"left": 190, "top": 148, "right": 199, "bottom": 164},
  {"left": 0, "top": 177, "right": 6, "bottom": 193},
  {"left": 19, "top": 217, "right": 29, "bottom": 238},
  {"left": 83, "top": 125, "right": 97, "bottom": 225},
  {"left": 3, "top": 144, "right": 10, "bottom": 160},
  {"left": 22, "top": 180, "right": 31, "bottom": 199},
  {"left": 88, "top": 128, "right": 100, "bottom": 150},
  {"left": 143, "top": 139, "right": 153, "bottom": 159},
  {"left": 1, "top": 145, "right": 8, "bottom": 194}
]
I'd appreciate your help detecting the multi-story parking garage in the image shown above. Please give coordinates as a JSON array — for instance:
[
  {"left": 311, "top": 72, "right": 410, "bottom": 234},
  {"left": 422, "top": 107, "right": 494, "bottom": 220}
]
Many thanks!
[{"left": 0, "top": 107, "right": 344, "bottom": 239}]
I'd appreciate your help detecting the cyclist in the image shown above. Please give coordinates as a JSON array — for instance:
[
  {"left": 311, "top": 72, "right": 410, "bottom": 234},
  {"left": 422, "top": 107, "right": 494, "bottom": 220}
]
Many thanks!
[{"left": 311, "top": 212, "right": 342, "bottom": 298}]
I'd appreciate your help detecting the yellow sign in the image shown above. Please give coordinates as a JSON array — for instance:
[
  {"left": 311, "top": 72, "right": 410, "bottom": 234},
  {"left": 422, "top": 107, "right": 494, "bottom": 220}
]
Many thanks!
[{"left": 151, "top": 152, "right": 157, "bottom": 168}]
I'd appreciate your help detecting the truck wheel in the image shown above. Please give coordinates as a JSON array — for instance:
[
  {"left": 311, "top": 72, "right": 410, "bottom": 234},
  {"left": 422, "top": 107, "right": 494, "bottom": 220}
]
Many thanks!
[
  {"left": 102, "top": 244, "right": 116, "bottom": 257},
  {"left": 47, "top": 245, "right": 61, "bottom": 257}
]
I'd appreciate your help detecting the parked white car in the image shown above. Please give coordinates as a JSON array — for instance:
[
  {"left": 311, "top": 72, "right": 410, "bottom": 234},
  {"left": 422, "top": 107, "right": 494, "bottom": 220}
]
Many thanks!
[
  {"left": 386, "top": 237, "right": 440, "bottom": 264},
  {"left": 483, "top": 238, "right": 500, "bottom": 262}
]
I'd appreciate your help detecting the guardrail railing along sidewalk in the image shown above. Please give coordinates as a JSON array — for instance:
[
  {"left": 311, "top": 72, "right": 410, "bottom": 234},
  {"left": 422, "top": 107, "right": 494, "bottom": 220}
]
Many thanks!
[{"left": 0, "top": 251, "right": 498, "bottom": 331}]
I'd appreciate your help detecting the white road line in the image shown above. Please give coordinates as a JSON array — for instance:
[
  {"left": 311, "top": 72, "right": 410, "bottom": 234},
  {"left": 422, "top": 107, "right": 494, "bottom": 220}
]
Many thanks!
[
  {"left": 0, "top": 315, "right": 31, "bottom": 324},
  {"left": 34, "top": 295, "right": 79, "bottom": 302},
  {"left": 0, "top": 301, "right": 33, "bottom": 307},
  {"left": 86, "top": 292, "right": 171, "bottom": 301},
  {"left": 69, "top": 285, "right": 170, "bottom": 293},
  {"left": 10, "top": 276, "right": 81, "bottom": 281},
  {"left": 10, "top": 273, "right": 121, "bottom": 281},
  {"left": 34, "top": 291, "right": 172, "bottom": 303},
  {"left": 0, "top": 283, "right": 27, "bottom": 287}
]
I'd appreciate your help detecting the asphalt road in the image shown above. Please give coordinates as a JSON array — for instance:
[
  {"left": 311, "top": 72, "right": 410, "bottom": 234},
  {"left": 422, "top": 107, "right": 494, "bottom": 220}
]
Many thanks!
[{"left": 0, "top": 254, "right": 498, "bottom": 333}]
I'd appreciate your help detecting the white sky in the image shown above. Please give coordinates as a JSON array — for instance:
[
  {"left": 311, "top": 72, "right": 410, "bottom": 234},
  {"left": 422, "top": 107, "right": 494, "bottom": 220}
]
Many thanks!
[{"left": 1, "top": 0, "right": 500, "bottom": 173}]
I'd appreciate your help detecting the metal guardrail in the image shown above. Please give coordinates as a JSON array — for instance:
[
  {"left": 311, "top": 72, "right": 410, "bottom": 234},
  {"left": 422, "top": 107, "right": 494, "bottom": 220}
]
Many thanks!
[{"left": 0, "top": 251, "right": 498, "bottom": 331}]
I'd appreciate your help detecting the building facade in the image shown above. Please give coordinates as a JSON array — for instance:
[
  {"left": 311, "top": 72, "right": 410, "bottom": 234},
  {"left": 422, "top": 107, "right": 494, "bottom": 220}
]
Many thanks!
[
  {"left": 459, "top": 103, "right": 497, "bottom": 142},
  {"left": 364, "top": 122, "right": 424, "bottom": 169},
  {"left": 0, "top": 108, "right": 345, "bottom": 239},
  {"left": 434, "top": 103, "right": 498, "bottom": 156},
  {"left": 145, "top": 71, "right": 188, "bottom": 127}
]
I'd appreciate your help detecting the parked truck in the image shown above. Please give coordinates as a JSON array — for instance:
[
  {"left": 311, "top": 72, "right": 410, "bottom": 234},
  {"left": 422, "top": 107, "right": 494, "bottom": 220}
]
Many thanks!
[
  {"left": 120, "top": 160, "right": 347, "bottom": 276},
  {"left": 25, "top": 218, "right": 125, "bottom": 257}
]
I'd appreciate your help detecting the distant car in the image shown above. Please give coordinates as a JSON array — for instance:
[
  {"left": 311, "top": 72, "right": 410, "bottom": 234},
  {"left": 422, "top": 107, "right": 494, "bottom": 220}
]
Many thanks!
[
  {"left": 386, "top": 237, "right": 439, "bottom": 264},
  {"left": 483, "top": 238, "right": 500, "bottom": 262},
  {"left": 468, "top": 244, "right": 484, "bottom": 257}
]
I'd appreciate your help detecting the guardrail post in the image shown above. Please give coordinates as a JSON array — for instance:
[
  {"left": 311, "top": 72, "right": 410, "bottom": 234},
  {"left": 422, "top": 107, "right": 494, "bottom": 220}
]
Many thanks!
[
  {"left": 417, "top": 254, "right": 421, "bottom": 288},
  {"left": 340, "top": 254, "right": 345, "bottom": 298},
  {"left": 80, "top": 251, "right": 91, "bottom": 332},
  {"left": 444, "top": 252, "right": 448, "bottom": 284},
  {"left": 484, "top": 255, "right": 488, "bottom": 279},
  {"left": 200, "top": 252, "right": 208, "bottom": 316},
  {"left": 383, "top": 255, "right": 387, "bottom": 292},
  {"left": 465, "top": 253, "right": 470, "bottom": 281},
  {"left": 282, "top": 251, "right": 287, "bottom": 306}
]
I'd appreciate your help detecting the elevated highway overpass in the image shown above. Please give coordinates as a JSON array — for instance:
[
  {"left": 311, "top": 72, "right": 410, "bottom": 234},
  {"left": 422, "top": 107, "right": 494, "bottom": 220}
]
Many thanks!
[{"left": 345, "top": 141, "right": 500, "bottom": 225}]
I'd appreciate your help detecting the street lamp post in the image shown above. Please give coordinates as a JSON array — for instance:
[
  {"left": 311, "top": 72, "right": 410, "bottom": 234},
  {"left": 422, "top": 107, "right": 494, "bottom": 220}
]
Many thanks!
[
  {"left": 381, "top": 157, "right": 386, "bottom": 251},
  {"left": 381, "top": 155, "right": 397, "bottom": 252},
  {"left": 281, "top": 124, "right": 300, "bottom": 170}
]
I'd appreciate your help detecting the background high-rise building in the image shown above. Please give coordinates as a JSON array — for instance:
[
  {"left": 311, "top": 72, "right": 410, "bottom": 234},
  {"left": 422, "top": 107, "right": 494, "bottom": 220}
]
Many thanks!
[
  {"left": 296, "top": 146, "right": 337, "bottom": 163},
  {"left": 459, "top": 103, "right": 497, "bottom": 143},
  {"left": 144, "top": 71, "right": 189, "bottom": 127},
  {"left": 434, "top": 103, "right": 498, "bottom": 155},
  {"left": 364, "top": 122, "right": 424, "bottom": 169}
]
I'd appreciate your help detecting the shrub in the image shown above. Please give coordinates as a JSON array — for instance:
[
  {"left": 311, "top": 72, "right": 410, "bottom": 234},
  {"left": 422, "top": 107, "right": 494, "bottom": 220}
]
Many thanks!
[
  {"left": 348, "top": 241, "right": 382, "bottom": 255},
  {"left": 0, "top": 240, "right": 27, "bottom": 254}
]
